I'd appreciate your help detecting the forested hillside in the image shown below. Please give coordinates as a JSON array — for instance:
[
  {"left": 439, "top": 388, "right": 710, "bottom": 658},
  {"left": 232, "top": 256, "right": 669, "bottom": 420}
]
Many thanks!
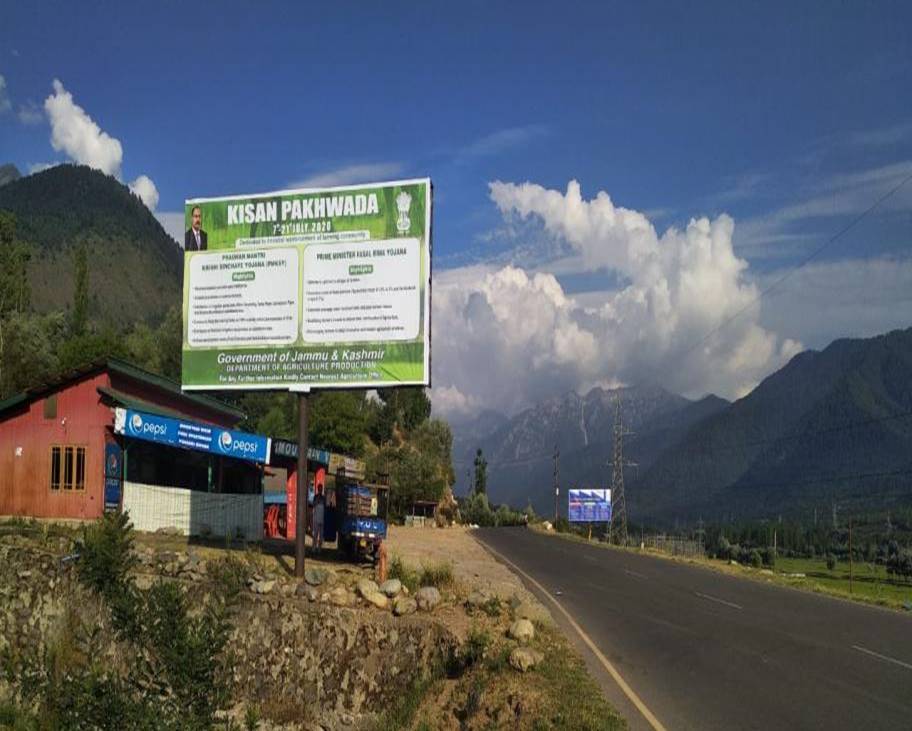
[{"left": 0, "top": 164, "right": 182, "bottom": 326}]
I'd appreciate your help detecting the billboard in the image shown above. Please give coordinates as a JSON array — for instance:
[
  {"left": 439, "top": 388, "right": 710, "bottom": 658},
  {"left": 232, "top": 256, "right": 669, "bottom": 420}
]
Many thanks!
[
  {"left": 568, "top": 489, "right": 612, "bottom": 523},
  {"left": 181, "top": 179, "right": 432, "bottom": 391}
]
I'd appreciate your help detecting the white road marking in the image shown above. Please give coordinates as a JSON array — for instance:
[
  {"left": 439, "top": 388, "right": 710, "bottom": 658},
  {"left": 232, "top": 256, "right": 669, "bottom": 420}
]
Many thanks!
[
  {"left": 852, "top": 645, "right": 912, "bottom": 671},
  {"left": 694, "top": 591, "right": 743, "bottom": 610},
  {"left": 624, "top": 568, "right": 648, "bottom": 580},
  {"left": 478, "top": 540, "right": 668, "bottom": 731}
]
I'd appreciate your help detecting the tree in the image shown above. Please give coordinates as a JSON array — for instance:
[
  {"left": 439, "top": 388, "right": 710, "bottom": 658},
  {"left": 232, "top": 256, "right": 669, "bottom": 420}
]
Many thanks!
[
  {"left": 473, "top": 448, "right": 487, "bottom": 495},
  {"left": 0, "top": 212, "right": 31, "bottom": 390},
  {"left": 72, "top": 244, "right": 89, "bottom": 336},
  {"left": 310, "top": 390, "right": 368, "bottom": 456}
]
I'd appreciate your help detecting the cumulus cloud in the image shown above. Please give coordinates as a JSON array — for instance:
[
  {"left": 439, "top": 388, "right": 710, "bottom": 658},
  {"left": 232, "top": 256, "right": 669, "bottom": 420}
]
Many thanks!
[
  {"left": 129, "top": 174, "right": 159, "bottom": 211},
  {"left": 431, "top": 180, "right": 802, "bottom": 416},
  {"left": 0, "top": 74, "right": 11, "bottom": 114},
  {"left": 45, "top": 79, "right": 122, "bottom": 176},
  {"left": 42, "top": 79, "right": 158, "bottom": 210}
]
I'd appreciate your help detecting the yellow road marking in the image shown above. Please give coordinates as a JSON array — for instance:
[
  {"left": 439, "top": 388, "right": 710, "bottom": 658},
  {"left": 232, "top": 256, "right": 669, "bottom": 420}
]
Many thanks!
[{"left": 480, "top": 539, "right": 668, "bottom": 731}]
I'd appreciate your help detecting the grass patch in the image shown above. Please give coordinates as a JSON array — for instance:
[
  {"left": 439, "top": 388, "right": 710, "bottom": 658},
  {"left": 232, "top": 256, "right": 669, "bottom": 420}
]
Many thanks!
[
  {"left": 371, "top": 671, "right": 442, "bottom": 731},
  {"left": 418, "top": 561, "right": 454, "bottom": 589}
]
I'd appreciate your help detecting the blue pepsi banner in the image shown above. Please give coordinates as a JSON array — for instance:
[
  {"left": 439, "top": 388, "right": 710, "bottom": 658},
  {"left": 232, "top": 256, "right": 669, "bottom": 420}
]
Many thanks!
[
  {"left": 568, "top": 489, "right": 611, "bottom": 523},
  {"left": 113, "top": 408, "right": 271, "bottom": 465}
]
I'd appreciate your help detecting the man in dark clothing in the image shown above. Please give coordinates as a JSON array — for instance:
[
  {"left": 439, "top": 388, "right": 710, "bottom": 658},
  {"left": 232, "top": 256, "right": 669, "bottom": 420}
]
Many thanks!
[{"left": 184, "top": 205, "right": 208, "bottom": 251}]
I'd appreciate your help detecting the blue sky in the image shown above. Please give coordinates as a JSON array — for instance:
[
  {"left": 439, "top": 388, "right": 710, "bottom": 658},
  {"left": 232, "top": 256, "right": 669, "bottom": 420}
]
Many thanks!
[{"left": 2, "top": 2, "right": 911, "bottom": 414}]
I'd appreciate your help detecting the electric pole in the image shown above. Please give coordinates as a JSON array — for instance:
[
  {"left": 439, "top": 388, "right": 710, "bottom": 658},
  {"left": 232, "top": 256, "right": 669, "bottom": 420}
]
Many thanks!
[{"left": 552, "top": 445, "right": 560, "bottom": 521}]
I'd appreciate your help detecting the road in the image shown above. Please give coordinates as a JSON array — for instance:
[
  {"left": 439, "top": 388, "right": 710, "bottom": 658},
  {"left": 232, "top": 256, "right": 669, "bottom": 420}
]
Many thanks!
[{"left": 474, "top": 527, "right": 912, "bottom": 731}]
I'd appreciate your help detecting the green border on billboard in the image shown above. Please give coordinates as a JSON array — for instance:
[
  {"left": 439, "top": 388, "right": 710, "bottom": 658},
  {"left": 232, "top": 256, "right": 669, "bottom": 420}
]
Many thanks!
[{"left": 181, "top": 178, "right": 432, "bottom": 391}]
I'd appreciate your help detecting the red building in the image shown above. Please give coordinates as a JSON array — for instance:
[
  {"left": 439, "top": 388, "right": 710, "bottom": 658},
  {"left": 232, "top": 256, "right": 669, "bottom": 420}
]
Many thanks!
[{"left": 0, "top": 359, "right": 253, "bottom": 526}]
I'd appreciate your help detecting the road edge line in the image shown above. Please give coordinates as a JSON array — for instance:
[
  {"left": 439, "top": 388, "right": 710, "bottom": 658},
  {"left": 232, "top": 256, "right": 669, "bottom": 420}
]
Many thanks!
[{"left": 477, "top": 538, "right": 668, "bottom": 731}]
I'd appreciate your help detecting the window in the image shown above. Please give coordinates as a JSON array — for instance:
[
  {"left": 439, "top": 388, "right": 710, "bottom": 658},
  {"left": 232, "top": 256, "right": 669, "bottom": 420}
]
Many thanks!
[
  {"left": 43, "top": 395, "right": 57, "bottom": 420},
  {"left": 50, "top": 445, "right": 86, "bottom": 491}
]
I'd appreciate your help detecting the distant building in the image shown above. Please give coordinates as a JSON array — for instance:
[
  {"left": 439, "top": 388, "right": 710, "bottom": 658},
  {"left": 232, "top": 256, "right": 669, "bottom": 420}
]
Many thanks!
[{"left": 0, "top": 359, "right": 269, "bottom": 538}]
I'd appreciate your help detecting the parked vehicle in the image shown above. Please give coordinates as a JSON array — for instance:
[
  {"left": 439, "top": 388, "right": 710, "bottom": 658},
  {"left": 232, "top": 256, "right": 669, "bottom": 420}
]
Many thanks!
[{"left": 336, "top": 471, "right": 389, "bottom": 562}]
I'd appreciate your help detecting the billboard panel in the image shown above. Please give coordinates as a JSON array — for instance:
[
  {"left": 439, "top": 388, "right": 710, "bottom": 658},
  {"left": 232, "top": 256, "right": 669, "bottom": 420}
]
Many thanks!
[
  {"left": 181, "top": 179, "right": 431, "bottom": 390},
  {"left": 568, "top": 488, "right": 612, "bottom": 523}
]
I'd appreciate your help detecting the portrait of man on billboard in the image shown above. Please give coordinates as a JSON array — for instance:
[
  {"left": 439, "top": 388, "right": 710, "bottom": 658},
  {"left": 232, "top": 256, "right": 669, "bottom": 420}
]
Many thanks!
[{"left": 184, "top": 205, "right": 208, "bottom": 251}]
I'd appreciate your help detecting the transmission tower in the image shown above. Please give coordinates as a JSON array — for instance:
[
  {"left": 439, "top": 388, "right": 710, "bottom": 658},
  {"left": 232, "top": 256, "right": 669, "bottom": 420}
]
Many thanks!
[
  {"left": 609, "top": 395, "right": 631, "bottom": 546},
  {"left": 552, "top": 445, "right": 560, "bottom": 521}
]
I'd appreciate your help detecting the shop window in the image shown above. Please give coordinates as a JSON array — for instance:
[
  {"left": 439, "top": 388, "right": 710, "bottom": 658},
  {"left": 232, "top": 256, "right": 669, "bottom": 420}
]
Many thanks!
[{"left": 49, "top": 445, "right": 86, "bottom": 491}]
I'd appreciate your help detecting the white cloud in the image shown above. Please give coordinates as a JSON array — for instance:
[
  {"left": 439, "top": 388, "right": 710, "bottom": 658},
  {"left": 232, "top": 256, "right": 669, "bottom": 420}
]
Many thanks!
[
  {"left": 44, "top": 79, "right": 123, "bottom": 176},
  {"left": 757, "top": 255, "right": 912, "bottom": 349},
  {"left": 457, "top": 124, "right": 548, "bottom": 161},
  {"left": 17, "top": 101, "right": 43, "bottom": 125},
  {"left": 154, "top": 211, "right": 185, "bottom": 244},
  {"left": 42, "top": 79, "right": 159, "bottom": 211},
  {"left": 0, "top": 75, "right": 11, "bottom": 114},
  {"left": 290, "top": 162, "right": 403, "bottom": 189},
  {"left": 129, "top": 174, "right": 159, "bottom": 212},
  {"left": 431, "top": 180, "right": 802, "bottom": 416}
]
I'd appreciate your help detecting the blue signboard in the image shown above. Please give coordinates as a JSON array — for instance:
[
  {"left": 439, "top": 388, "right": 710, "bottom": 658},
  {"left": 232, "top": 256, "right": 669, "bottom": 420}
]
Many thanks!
[
  {"left": 568, "top": 489, "right": 612, "bottom": 523},
  {"left": 114, "top": 408, "right": 271, "bottom": 464},
  {"left": 103, "top": 442, "right": 123, "bottom": 511}
]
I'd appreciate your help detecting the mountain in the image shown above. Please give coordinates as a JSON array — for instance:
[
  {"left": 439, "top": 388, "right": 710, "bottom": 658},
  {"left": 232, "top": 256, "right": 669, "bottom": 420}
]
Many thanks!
[
  {"left": 0, "top": 164, "right": 21, "bottom": 187},
  {"left": 453, "top": 385, "right": 729, "bottom": 514},
  {"left": 634, "top": 327, "right": 912, "bottom": 525},
  {"left": 0, "top": 164, "right": 182, "bottom": 326}
]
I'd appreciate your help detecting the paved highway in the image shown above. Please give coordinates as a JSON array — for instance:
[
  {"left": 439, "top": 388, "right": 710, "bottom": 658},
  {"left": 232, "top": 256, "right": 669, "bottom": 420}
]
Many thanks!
[{"left": 475, "top": 527, "right": 912, "bottom": 731}]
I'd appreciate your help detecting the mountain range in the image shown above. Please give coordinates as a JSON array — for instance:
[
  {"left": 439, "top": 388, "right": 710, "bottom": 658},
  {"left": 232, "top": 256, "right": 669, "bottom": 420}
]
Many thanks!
[
  {"left": 0, "top": 164, "right": 182, "bottom": 326},
  {"left": 454, "top": 327, "right": 912, "bottom": 526}
]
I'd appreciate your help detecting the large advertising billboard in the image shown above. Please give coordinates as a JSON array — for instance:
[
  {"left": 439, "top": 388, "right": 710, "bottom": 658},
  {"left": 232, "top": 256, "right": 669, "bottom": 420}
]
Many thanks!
[
  {"left": 181, "top": 179, "right": 431, "bottom": 391},
  {"left": 568, "top": 489, "right": 612, "bottom": 523}
]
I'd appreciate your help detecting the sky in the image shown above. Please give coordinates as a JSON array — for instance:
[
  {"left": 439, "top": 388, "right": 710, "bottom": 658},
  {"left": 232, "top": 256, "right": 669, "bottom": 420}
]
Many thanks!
[{"left": 2, "top": 2, "right": 911, "bottom": 418}]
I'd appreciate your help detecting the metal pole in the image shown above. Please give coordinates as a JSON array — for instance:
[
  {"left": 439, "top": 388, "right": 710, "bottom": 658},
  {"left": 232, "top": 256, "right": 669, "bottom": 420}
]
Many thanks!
[
  {"left": 848, "top": 517, "right": 853, "bottom": 595},
  {"left": 295, "top": 391, "right": 309, "bottom": 578}
]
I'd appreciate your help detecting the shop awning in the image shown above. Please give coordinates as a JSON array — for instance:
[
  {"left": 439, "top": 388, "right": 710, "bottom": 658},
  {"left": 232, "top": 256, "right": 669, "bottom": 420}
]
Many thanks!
[{"left": 113, "top": 407, "right": 271, "bottom": 465}]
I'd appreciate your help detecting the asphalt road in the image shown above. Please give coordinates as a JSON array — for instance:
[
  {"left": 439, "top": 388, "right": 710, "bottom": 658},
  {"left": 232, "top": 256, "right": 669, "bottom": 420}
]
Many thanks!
[{"left": 474, "top": 527, "right": 912, "bottom": 731}]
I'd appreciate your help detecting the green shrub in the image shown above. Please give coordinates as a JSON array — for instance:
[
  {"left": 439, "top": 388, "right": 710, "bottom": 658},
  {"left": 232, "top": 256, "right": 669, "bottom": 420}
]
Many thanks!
[
  {"left": 388, "top": 555, "right": 419, "bottom": 593},
  {"left": 418, "top": 561, "right": 453, "bottom": 589}
]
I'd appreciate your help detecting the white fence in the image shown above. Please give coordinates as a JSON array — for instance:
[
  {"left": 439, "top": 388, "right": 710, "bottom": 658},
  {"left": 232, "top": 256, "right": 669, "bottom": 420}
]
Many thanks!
[{"left": 122, "top": 482, "right": 263, "bottom": 540}]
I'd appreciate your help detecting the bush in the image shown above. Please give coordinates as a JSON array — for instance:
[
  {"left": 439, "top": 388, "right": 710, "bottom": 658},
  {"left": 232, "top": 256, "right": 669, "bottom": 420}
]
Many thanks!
[
  {"left": 418, "top": 561, "right": 454, "bottom": 589},
  {"left": 749, "top": 550, "right": 762, "bottom": 568},
  {"left": 388, "top": 555, "right": 419, "bottom": 593},
  {"left": 826, "top": 553, "right": 837, "bottom": 571},
  {"left": 554, "top": 517, "right": 571, "bottom": 533},
  {"left": 21, "top": 513, "right": 244, "bottom": 730}
]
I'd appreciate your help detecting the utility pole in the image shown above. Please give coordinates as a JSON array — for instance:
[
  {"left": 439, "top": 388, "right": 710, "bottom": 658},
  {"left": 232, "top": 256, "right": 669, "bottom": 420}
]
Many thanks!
[
  {"left": 849, "top": 517, "right": 854, "bottom": 595},
  {"left": 609, "top": 395, "right": 630, "bottom": 547},
  {"left": 294, "top": 390, "right": 310, "bottom": 578},
  {"left": 552, "top": 445, "right": 560, "bottom": 521}
]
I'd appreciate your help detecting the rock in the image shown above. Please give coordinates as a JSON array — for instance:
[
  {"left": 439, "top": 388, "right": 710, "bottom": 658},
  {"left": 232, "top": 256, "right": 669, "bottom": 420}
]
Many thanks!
[
  {"left": 512, "top": 600, "right": 552, "bottom": 626},
  {"left": 329, "top": 586, "right": 352, "bottom": 607},
  {"left": 250, "top": 579, "right": 276, "bottom": 595},
  {"left": 393, "top": 597, "right": 417, "bottom": 616},
  {"left": 508, "top": 619, "right": 535, "bottom": 643},
  {"left": 542, "top": 521, "right": 553, "bottom": 532},
  {"left": 296, "top": 582, "right": 319, "bottom": 601},
  {"left": 415, "top": 586, "right": 440, "bottom": 612},
  {"left": 509, "top": 647, "right": 544, "bottom": 673},
  {"left": 305, "top": 568, "right": 330, "bottom": 586},
  {"left": 466, "top": 590, "right": 491, "bottom": 608},
  {"left": 363, "top": 591, "right": 389, "bottom": 610},
  {"left": 379, "top": 579, "right": 401, "bottom": 597},
  {"left": 356, "top": 578, "right": 379, "bottom": 598},
  {"left": 154, "top": 526, "right": 182, "bottom": 536}
]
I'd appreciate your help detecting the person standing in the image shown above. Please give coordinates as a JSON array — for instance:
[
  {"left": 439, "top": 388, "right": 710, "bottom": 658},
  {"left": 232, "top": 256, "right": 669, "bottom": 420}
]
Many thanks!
[
  {"left": 312, "top": 489, "right": 325, "bottom": 554},
  {"left": 184, "top": 205, "right": 208, "bottom": 251}
]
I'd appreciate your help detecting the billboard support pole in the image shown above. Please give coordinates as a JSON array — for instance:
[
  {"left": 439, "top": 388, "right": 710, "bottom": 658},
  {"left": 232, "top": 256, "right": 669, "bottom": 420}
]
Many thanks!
[{"left": 295, "top": 389, "right": 310, "bottom": 578}]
